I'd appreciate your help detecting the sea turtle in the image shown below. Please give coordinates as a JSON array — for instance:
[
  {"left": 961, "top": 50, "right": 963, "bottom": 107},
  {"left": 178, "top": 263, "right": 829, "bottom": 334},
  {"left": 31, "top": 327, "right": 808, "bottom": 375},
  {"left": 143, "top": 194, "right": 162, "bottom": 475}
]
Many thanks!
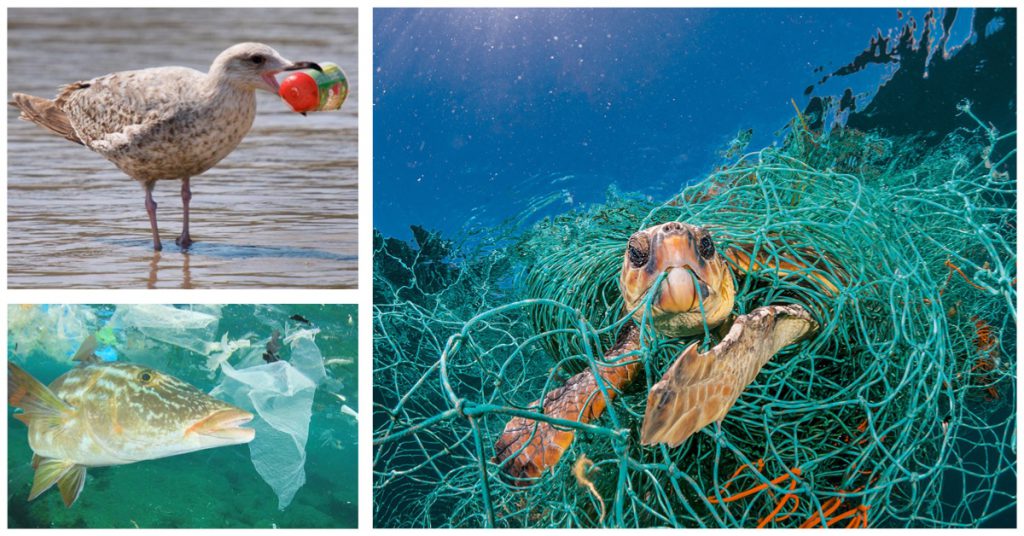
[{"left": 492, "top": 221, "right": 842, "bottom": 479}]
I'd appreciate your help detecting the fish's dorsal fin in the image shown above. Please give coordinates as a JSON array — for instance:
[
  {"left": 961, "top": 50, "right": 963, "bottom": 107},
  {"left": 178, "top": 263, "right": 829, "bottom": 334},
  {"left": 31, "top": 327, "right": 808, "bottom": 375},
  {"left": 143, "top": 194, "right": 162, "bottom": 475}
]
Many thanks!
[
  {"left": 71, "top": 333, "right": 102, "bottom": 365},
  {"left": 57, "top": 465, "right": 87, "bottom": 507},
  {"left": 8, "top": 362, "right": 74, "bottom": 426}
]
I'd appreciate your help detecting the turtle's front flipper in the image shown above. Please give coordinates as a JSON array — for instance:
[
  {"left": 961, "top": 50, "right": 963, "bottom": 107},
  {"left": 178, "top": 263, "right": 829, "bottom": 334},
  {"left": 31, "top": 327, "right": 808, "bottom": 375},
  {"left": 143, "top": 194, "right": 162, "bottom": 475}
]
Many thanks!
[
  {"left": 493, "top": 323, "right": 641, "bottom": 481},
  {"left": 640, "top": 304, "right": 817, "bottom": 447}
]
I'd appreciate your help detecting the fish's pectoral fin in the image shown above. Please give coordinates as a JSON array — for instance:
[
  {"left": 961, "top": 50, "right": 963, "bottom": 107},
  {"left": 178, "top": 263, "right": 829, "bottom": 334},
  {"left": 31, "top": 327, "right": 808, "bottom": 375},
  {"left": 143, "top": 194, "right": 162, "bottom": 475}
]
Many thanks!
[
  {"left": 28, "top": 458, "right": 75, "bottom": 502},
  {"left": 641, "top": 304, "right": 817, "bottom": 447},
  {"left": 31, "top": 453, "right": 42, "bottom": 470},
  {"left": 8, "top": 362, "right": 75, "bottom": 426},
  {"left": 57, "top": 465, "right": 87, "bottom": 508}
]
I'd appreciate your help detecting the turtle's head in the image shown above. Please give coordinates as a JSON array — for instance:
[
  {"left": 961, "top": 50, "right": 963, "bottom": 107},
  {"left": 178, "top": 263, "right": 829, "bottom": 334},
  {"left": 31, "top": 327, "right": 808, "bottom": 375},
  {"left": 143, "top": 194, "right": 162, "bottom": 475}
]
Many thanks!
[{"left": 619, "top": 222, "right": 735, "bottom": 337}]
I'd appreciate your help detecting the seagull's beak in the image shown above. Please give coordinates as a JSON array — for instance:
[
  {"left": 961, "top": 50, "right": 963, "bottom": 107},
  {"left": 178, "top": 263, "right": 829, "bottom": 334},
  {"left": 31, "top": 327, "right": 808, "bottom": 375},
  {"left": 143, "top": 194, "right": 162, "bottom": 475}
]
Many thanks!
[
  {"left": 282, "top": 61, "right": 323, "bottom": 73},
  {"left": 259, "top": 60, "right": 321, "bottom": 93}
]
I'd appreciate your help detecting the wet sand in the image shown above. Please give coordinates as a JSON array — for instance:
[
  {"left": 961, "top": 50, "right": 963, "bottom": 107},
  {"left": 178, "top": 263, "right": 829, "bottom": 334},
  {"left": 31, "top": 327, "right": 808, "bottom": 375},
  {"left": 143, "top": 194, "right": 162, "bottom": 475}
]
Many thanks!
[{"left": 7, "top": 8, "right": 358, "bottom": 288}]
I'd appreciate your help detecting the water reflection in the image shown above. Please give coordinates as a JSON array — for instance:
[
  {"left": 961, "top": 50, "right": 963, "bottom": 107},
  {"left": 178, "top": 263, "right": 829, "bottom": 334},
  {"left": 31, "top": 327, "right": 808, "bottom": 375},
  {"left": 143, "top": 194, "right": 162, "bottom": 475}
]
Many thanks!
[{"left": 146, "top": 252, "right": 192, "bottom": 289}]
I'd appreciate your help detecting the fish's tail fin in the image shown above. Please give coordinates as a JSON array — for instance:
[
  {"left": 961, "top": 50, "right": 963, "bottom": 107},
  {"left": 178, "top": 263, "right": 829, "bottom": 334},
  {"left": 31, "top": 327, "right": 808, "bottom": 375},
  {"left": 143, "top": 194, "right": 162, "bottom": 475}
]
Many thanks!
[
  {"left": 10, "top": 91, "right": 84, "bottom": 145},
  {"left": 8, "top": 362, "right": 74, "bottom": 427}
]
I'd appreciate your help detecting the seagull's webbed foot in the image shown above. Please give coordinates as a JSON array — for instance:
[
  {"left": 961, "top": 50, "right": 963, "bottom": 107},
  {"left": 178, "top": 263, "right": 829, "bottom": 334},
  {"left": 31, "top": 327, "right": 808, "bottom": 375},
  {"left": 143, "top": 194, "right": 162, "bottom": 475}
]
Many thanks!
[{"left": 175, "top": 233, "right": 193, "bottom": 249}]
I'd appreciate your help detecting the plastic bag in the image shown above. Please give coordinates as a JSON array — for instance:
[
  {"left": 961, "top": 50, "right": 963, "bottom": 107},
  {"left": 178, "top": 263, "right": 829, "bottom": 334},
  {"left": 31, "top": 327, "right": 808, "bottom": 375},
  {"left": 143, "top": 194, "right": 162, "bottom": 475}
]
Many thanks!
[
  {"left": 110, "top": 304, "right": 221, "bottom": 356},
  {"left": 8, "top": 304, "right": 100, "bottom": 362},
  {"left": 211, "top": 329, "right": 324, "bottom": 509}
]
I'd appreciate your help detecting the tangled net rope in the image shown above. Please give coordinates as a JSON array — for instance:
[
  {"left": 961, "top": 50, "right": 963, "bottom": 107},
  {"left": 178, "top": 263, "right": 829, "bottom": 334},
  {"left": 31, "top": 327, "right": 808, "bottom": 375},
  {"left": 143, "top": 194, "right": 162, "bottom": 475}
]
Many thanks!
[{"left": 373, "top": 106, "right": 1016, "bottom": 528}]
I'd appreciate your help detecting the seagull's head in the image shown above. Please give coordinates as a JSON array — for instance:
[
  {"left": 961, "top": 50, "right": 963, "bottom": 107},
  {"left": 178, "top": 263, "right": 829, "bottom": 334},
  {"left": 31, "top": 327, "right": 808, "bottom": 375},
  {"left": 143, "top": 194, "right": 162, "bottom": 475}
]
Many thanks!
[{"left": 210, "top": 42, "right": 322, "bottom": 93}]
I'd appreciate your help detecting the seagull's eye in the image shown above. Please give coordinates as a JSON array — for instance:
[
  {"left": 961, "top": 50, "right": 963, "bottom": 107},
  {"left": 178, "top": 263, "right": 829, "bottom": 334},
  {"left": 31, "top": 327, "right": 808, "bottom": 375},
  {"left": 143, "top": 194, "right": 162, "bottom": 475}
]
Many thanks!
[{"left": 250, "top": 55, "right": 266, "bottom": 65}]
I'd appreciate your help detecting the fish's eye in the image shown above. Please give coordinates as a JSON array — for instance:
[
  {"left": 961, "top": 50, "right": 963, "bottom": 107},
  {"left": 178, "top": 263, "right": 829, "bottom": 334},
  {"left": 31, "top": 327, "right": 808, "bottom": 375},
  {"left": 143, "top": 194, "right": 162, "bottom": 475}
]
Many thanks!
[
  {"left": 627, "top": 233, "right": 650, "bottom": 268},
  {"left": 250, "top": 54, "right": 265, "bottom": 65},
  {"left": 138, "top": 371, "right": 153, "bottom": 383},
  {"left": 698, "top": 235, "right": 715, "bottom": 260}
]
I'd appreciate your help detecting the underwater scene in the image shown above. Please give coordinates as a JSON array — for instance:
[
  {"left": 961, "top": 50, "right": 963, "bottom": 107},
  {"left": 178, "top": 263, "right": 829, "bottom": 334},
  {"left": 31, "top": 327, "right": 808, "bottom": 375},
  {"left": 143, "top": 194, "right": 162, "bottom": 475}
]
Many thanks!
[
  {"left": 373, "top": 8, "right": 1016, "bottom": 528},
  {"left": 8, "top": 304, "right": 358, "bottom": 528}
]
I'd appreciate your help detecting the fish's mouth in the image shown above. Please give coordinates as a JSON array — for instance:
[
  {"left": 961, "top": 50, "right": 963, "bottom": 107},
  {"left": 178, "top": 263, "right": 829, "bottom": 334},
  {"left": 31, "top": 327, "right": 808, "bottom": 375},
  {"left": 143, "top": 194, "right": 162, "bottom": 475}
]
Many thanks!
[{"left": 188, "top": 408, "right": 255, "bottom": 442}]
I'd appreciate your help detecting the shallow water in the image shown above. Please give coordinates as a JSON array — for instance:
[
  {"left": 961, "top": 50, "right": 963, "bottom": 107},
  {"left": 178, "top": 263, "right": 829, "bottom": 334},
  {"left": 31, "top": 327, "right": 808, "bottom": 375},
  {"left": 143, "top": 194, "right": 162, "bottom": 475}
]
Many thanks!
[
  {"left": 7, "top": 9, "right": 358, "bottom": 288},
  {"left": 8, "top": 304, "right": 358, "bottom": 528}
]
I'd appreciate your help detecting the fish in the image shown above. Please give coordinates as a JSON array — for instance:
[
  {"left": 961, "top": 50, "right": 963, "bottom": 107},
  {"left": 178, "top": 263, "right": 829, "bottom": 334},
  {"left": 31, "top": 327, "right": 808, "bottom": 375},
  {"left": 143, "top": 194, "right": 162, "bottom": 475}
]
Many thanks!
[{"left": 8, "top": 361, "right": 255, "bottom": 507}]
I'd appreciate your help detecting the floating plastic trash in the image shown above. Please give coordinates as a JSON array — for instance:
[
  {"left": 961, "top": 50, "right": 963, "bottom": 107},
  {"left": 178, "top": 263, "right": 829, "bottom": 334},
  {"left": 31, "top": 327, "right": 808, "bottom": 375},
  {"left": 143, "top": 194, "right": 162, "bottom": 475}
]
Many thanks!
[
  {"left": 279, "top": 62, "right": 348, "bottom": 113},
  {"left": 8, "top": 304, "right": 101, "bottom": 361},
  {"left": 111, "top": 304, "right": 221, "bottom": 357},
  {"left": 205, "top": 333, "right": 252, "bottom": 378},
  {"left": 212, "top": 329, "right": 325, "bottom": 509}
]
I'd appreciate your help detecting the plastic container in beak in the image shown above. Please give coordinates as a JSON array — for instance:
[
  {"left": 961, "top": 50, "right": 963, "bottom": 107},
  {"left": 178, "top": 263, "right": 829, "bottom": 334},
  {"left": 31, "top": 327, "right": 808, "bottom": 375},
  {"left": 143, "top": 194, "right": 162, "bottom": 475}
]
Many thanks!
[{"left": 278, "top": 62, "right": 349, "bottom": 113}]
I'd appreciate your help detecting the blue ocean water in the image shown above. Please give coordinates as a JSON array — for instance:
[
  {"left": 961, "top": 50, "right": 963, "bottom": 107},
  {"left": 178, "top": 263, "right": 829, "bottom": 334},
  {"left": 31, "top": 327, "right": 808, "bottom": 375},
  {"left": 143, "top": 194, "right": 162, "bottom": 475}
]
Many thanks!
[
  {"left": 374, "top": 8, "right": 975, "bottom": 240},
  {"left": 372, "top": 7, "right": 1015, "bottom": 529},
  {"left": 7, "top": 304, "right": 357, "bottom": 528}
]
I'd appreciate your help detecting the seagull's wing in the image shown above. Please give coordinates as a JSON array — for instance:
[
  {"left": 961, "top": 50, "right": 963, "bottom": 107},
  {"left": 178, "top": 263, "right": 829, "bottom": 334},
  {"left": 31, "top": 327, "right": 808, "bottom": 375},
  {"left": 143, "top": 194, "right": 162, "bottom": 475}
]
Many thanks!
[
  {"left": 60, "top": 67, "right": 205, "bottom": 154},
  {"left": 640, "top": 304, "right": 817, "bottom": 447}
]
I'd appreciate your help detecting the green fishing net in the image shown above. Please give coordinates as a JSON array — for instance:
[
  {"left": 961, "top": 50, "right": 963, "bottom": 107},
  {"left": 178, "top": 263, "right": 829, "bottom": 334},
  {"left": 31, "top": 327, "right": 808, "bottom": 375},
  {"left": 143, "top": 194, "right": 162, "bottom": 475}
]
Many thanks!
[{"left": 373, "top": 105, "right": 1016, "bottom": 528}]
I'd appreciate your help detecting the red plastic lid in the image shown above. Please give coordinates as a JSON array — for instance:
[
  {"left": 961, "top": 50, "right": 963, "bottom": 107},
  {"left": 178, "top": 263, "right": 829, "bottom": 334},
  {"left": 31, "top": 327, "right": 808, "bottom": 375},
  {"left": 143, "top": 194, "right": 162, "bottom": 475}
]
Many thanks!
[{"left": 279, "top": 72, "right": 319, "bottom": 113}]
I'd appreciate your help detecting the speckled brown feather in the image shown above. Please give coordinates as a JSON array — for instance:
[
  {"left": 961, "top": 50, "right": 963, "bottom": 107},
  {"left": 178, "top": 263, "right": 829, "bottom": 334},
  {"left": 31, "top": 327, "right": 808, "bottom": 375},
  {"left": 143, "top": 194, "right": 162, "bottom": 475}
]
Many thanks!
[
  {"left": 640, "top": 303, "right": 817, "bottom": 447},
  {"left": 10, "top": 90, "right": 84, "bottom": 145},
  {"left": 58, "top": 66, "right": 257, "bottom": 182},
  {"left": 493, "top": 323, "right": 641, "bottom": 481},
  {"left": 9, "top": 43, "right": 296, "bottom": 185}
]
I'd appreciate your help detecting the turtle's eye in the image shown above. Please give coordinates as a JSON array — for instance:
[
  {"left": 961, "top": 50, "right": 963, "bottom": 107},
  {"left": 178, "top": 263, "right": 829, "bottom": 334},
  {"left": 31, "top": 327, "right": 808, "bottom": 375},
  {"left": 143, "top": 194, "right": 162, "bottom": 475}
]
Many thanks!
[
  {"left": 627, "top": 233, "right": 650, "bottom": 268},
  {"left": 698, "top": 234, "right": 715, "bottom": 260}
]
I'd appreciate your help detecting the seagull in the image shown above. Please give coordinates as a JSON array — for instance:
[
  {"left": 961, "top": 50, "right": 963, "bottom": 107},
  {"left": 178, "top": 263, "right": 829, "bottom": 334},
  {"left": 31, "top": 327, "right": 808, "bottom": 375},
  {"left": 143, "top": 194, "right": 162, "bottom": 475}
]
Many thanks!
[{"left": 10, "top": 43, "right": 321, "bottom": 251}]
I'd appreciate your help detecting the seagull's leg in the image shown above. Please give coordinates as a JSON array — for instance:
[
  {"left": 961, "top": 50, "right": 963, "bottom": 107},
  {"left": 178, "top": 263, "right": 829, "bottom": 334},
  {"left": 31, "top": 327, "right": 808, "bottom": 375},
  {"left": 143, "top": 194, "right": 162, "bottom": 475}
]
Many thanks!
[
  {"left": 144, "top": 181, "right": 162, "bottom": 251},
  {"left": 175, "top": 177, "right": 193, "bottom": 249}
]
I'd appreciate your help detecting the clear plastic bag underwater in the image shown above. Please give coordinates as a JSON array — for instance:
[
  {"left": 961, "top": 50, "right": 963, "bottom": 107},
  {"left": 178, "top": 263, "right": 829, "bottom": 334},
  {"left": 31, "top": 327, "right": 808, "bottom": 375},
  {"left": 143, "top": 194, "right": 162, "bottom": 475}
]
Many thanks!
[{"left": 211, "top": 329, "right": 325, "bottom": 509}]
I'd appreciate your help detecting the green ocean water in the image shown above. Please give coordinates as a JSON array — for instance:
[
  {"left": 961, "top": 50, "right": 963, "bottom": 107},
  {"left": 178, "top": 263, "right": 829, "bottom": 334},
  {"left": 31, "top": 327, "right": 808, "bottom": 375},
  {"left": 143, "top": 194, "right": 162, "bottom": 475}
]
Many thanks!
[{"left": 7, "top": 304, "right": 358, "bottom": 529}]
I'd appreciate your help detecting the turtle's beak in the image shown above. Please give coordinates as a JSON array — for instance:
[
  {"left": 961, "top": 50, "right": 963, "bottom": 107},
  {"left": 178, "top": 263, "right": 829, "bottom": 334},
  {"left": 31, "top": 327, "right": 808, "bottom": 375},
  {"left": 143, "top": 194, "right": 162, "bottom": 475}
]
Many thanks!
[
  {"left": 651, "top": 234, "right": 706, "bottom": 313},
  {"left": 657, "top": 266, "right": 710, "bottom": 313},
  {"left": 282, "top": 61, "right": 323, "bottom": 73}
]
